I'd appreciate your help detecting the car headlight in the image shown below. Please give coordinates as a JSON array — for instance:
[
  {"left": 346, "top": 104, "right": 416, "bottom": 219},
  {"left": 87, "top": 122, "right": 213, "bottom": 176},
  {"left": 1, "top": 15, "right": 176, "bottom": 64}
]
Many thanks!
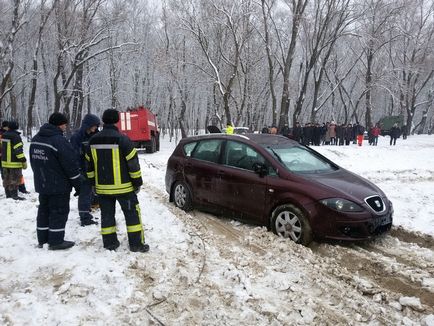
[{"left": 320, "top": 198, "right": 364, "bottom": 212}]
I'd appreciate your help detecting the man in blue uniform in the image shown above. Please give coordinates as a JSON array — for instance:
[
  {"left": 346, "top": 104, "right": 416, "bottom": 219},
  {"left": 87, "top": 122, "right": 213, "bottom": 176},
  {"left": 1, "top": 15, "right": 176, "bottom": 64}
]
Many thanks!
[
  {"left": 85, "top": 109, "right": 149, "bottom": 252},
  {"left": 30, "top": 112, "right": 82, "bottom": 250},
  {"left": 70, "top": 114, "right": 101, "bottom": 226}
]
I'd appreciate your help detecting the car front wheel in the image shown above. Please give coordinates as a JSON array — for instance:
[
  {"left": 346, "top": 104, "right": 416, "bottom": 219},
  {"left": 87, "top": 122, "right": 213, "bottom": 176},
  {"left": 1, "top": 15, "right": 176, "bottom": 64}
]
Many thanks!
[
  {"left": 172, "top": 181, "right": 193, "bottom": 211},
  {"left": 270, "top": 204, "right": 313, "bottom": 245}
]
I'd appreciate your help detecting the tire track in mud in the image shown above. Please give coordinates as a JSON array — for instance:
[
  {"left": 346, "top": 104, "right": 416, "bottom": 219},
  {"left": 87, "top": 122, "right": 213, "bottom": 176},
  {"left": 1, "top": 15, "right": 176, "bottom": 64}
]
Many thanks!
[
  {"left": 390, "top": 226, "right": 434, "bottom": 250},
  {"left": 140, "top": 181, "right": 434, "bottom": 324},
  {"left": 312, "top": 237, "right": 434, "bottom": 311}
]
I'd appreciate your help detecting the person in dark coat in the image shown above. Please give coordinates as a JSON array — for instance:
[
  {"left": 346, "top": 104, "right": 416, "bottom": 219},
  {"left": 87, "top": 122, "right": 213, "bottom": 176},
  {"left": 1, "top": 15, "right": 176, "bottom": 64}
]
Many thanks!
[
  {"left": 344, "top": 124, "right": 353, "bottom": 145},
  {"left": 280, "top": 123, "right": 291, "bottom": 138},
  {"left": 313, "top": 123, "right": 322, "bottom": 146},
  {"left": 70, "top": 114, "right": 101, "bottom": 226},
  {"left": 1, "top": 120, "right": 27, "bottom": 200},
  {"left": 402, "top": 125, "right": 408, "bottom": 139},
  {"left": 0, "top": 120, "right": 9, "bottom": 180},
  {"left": 390, "top": 123, "right": 401, "bottom": 146},
  {"left": 292, "top": 122, "right": 303, "bottom": 143},
  {"left": 85, "top": 109, "right": 149, "bottom": 253},
  {"left": 30, "top": 112, "right": 82, "bottom": 250},
  {"left": 303, "top": 123, "right": 313, "bottom": 145},
  {"left": 336, "top": 124, "right": 345, "bottom": 146}
]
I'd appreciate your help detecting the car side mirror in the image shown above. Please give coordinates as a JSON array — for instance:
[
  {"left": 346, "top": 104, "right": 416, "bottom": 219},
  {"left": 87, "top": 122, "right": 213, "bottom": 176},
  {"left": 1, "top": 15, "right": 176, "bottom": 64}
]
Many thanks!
[{"left": 253, "top": 162, "right": 268, "bottom": 177}]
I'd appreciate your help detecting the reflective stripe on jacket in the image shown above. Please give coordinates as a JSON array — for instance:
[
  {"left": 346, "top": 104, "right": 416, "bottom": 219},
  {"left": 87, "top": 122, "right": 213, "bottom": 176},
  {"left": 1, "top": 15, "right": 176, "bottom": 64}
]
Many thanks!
[
  {"left": 85, "top": 125, "right": 142, "bottom": 195},
  {"left": 1, "top": 130, "right": 26, "bottom": 169}
]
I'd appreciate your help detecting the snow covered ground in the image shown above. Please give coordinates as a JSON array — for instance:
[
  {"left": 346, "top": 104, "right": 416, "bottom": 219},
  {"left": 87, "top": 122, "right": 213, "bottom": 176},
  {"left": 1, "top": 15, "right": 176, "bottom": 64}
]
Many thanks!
[{"left": 0, "top": 134, "right": 433, "bottom": 325}]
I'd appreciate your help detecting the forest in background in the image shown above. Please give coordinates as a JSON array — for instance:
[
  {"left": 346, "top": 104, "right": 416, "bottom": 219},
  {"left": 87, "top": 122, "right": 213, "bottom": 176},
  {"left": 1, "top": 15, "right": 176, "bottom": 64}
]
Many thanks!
[{"left": 0, "top": 0, "right": 433, "bottom": 139}]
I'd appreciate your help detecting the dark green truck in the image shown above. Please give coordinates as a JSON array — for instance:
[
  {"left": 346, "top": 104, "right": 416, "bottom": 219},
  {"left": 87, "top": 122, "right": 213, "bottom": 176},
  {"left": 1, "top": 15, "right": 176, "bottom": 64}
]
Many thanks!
[{"left": 377, "top": 115, "right": 404, "bottom": 136}]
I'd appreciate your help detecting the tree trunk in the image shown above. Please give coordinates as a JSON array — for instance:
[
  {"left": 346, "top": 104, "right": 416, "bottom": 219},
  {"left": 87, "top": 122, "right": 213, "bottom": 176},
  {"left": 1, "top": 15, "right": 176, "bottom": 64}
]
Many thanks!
[{"left": 365, "top": 49, "right": 373, "bottom": 128}]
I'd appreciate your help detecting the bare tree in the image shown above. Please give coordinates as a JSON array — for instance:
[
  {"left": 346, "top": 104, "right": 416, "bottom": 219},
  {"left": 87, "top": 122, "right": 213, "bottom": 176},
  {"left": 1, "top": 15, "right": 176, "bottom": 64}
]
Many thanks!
[
  {"left": 0, "top": 0, "right": 26, "bottom": 118},
  {"left": 26, "top": 0, "right": 57, "bottom": 137},
  {"left": 278, "top": 0, "right": 308, "bottom": 129},
  {"left": 258, "top": 0, "right": 280, "bottom": 126},
  {"left": 389, "top": 0, "right": 434, "bottom": 135},
  {"left": 355, "top": 0, "right": 401, "bottom": 128},
  {"left": 293, "top": 0, "right": 353, "bottom": 124},
  {"left": 175, "top": 0, "right": 254, "bottom": 126}
]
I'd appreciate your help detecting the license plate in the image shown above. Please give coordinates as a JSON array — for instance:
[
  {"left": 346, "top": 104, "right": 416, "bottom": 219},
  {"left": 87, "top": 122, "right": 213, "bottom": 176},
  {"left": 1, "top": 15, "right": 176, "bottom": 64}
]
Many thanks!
[{"left": 376, "top": 214, "right": 392, "bottom": 226}]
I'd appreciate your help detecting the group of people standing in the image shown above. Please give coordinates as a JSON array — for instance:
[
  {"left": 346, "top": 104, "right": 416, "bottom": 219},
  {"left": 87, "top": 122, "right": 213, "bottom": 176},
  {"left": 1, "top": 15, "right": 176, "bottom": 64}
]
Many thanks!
[
  {"left": 263, "top": 121, "right": 404, "bottom": 146},
  {"left": 0, "top": 109, "right": 149, "bottom": 252}
]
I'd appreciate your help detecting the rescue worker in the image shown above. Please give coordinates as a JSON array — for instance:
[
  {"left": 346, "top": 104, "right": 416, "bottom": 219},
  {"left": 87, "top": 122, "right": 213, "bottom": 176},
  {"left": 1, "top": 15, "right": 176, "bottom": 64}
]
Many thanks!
[
  {"left": 1, "top": 120, "right": 27, "bottom": 200},
  {"left": 0, "top": 120, "right": 9, "bottom": 180},
  {"left": 225, "top": 123, "right": 234, "bottom": 135},
  {"left": 85, "top": 109, "right": 149, "bottom": 252},
  {"left": 70, "top": 113, "right": 101, "bottom": 226},
  {"left": 30, "top": 112, "right": 82, "bottom": 250}
]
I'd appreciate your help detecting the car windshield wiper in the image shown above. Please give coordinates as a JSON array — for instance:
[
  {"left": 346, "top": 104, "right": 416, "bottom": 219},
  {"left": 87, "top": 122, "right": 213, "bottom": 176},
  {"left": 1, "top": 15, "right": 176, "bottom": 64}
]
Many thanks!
[{"left": 267, "top": 146, "right": 283, "bottom": 164}]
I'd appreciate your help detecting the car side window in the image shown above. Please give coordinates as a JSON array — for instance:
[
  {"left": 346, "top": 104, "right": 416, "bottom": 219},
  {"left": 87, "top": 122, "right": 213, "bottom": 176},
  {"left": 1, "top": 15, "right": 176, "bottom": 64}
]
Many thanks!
[
  {"left": 183, "top": 142, "right": 197, "bottom": 157},
  {"left": 191, "top": 139, "right": 222, "bottom": 163},
  {"left": 224, "top": 140, "right": 266, "bottom": 172}
]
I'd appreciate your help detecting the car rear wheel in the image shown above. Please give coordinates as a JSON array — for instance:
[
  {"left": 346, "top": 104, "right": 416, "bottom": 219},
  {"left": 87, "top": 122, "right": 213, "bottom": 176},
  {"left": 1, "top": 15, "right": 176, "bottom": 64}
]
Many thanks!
[
  {"left": 172, "top": 181, "right": 193, "bottom": 211},
  {"left": 270, "top": 204, "right": 313, "bottom": 245}
]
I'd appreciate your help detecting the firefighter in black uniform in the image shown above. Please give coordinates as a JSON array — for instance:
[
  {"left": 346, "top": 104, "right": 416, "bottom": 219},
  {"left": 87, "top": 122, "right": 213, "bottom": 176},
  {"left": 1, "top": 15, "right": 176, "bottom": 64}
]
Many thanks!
[
  {"left": 30, "top": 113, "right": 82, "bottom": 250},
  {"left": 85, "top": 109, "right": 149, "bottom": 252},
  {"left": 1, "top": 120, "right": 27, "bottom": 200}
]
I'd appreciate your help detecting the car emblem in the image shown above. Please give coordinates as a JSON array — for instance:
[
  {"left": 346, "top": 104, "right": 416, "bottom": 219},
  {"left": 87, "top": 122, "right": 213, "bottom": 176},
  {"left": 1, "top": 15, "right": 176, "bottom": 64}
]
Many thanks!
[{"left": 375, "top": 200, "right": 381, "bottom": 208}]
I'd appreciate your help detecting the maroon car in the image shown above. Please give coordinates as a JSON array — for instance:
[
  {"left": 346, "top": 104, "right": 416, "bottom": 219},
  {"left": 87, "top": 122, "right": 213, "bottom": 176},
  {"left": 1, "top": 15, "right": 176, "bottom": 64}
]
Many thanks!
[{"left": 165, "top": 133, "right": 393, "bottom": 245}]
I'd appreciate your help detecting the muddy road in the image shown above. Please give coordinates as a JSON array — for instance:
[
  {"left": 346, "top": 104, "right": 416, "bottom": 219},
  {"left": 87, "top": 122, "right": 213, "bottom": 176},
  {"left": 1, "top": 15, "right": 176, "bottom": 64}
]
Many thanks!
[{"left": 140, "top": 181, "right": 434, "bottom": 325}]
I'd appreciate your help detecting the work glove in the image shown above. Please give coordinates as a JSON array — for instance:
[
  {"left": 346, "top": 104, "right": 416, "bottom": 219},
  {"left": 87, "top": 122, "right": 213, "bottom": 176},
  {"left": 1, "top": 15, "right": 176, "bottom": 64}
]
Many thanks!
[
  {"left": 134, "top": 187, "right": 141, "bottom": 195},
  {"left": 22, "top": 162, "right": 27, "bottom": 170}
]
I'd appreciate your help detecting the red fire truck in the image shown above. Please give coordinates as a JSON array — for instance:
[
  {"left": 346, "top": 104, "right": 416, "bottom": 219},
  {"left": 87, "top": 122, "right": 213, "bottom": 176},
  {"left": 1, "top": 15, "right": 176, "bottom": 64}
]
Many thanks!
[{"left": 116, "top": 106, "right": 160, "bottom": 153}]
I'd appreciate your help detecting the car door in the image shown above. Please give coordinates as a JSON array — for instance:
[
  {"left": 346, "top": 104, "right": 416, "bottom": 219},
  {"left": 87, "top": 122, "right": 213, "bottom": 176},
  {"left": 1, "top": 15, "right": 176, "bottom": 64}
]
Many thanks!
[
  {"left": 215, "top": 140, "right": 269, "bottom": 222},
  {"left": 184, "top": 138, "right": 223, "bottom": 206}
]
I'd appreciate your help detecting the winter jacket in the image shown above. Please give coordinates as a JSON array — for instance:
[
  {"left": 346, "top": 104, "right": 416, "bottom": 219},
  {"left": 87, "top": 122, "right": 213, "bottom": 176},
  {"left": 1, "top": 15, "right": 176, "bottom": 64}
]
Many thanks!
[
  {"left": 292, "top": 126, "right": 303, "bottom": 142},
  {"left": 69, "top": 114, "right": 100, "bottom": 171},
  {"left": 85, "top": 124, "right": 142, "bottom": 195},
  {"left": 1, "top": 129, "right": 26, "bottom": 169},
  {"left": 371, "top": 126, "right": 381, "bottom": 137},
  {"left": 0, "top": 127, "right": 6, "bottom": 160},
  {"left": 30, "top": 123, "right": 81, "bottom": 195},
  {"left": 390, "top": 126, "right": 401, "bottom": 138},
  {"left": 344, "top": 126, "right": 353, "bottom": 141}
]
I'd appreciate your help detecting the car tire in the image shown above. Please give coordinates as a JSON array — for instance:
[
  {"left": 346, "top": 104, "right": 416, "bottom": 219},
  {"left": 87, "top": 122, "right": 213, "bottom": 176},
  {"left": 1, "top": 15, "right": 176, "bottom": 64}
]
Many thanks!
[
  {"left": 270, "top": 204, "right": 313, "bottom": 245},
  {"left": 172, "top": 181, "right": 193, "bottom": 212}
]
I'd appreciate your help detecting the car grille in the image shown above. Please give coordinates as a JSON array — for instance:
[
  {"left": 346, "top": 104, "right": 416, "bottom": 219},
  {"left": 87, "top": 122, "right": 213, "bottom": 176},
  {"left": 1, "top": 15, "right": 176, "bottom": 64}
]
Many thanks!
[{"left": 365, "top": 195, "right": 386, "bottom": 213}]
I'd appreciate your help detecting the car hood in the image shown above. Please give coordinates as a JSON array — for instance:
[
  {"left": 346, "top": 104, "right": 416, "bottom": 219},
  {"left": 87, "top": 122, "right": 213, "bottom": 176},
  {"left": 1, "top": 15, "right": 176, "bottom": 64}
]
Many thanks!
[{"left": 302, "top": 168, "right": 385, "bottom": 203}]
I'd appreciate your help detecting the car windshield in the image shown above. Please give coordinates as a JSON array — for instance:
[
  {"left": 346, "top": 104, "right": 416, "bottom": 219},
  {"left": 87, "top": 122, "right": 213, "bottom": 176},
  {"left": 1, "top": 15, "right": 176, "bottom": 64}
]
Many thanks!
[{"left": 265, "top": 145, "right": 337, "bottom": 174}]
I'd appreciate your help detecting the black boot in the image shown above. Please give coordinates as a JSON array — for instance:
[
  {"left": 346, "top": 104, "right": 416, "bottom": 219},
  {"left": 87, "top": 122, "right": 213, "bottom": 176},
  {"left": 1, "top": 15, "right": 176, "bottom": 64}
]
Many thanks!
[
  {"left": 18, "top": 184, "right": 30, "bottom": 194},
  {"left": 5, "top": 189, "right": 11, "bottom": 198},
  {"left": 104, "top": 240, "right": 120, "bottom": 251},
  {"left": 10, "top": 189, "right": 25, "bottom": 200},
  {"left": 48, "top": 240, "right": 75, "bottom": 250},
  {"left": 130, "top": 243, "right": 150, "bottom": 253},
  {"left": 80, "top": 217, "right": 98, "bottom": 226}
]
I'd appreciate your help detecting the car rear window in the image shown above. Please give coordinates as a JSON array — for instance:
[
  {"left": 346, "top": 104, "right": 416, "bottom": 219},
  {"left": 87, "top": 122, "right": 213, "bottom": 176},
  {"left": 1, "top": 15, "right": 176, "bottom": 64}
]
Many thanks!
[
  {"left": 191, "top": 139, "right": 222, "bottom": 163},
  {"left": 183, "top": 142, "right": 197, "bottom": 157}
]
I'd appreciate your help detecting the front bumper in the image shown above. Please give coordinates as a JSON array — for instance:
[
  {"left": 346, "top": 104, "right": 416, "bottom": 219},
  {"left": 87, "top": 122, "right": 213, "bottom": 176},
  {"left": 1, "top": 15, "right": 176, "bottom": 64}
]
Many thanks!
[{"left": 306, "top": 202, "right": 393, "bottom": 241}]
